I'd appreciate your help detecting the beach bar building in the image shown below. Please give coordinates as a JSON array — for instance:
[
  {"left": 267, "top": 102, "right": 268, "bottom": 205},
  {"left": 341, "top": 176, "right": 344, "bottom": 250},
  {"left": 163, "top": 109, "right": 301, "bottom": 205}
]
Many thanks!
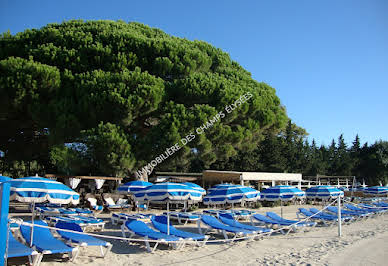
[{"left": 202, "top": 170, "right": 303, "bottom": 189}]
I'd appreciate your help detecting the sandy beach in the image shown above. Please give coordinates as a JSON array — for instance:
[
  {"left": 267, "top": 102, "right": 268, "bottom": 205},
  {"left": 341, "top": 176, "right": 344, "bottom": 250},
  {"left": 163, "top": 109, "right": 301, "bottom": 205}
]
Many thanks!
[{"left": 7, "top": 204, "right": 386, "bottom": 266}]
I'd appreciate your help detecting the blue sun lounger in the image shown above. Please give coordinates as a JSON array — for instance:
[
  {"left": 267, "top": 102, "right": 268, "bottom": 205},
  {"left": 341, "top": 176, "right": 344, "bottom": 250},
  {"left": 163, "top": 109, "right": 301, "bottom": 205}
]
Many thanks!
[
  {"left": 121, "top": 220, "right": 183, "bottom": 252},
  {"left": 297, "top": 208, "right": 338, "bottom": 226},
  {"left": 266, "top": 212, "right": 317, "bottom": 227},
  {"left": 198, "top": 215, "right": 257, "bottom": 241},
  {"left": 309, "top": 208, "right": 354, "bottom": 222},
  {"left": 203, "top": 209, "right": 236, "bottom": 218},
  {"left": 151, "top": 215, "right": 209, "bottom": 246},
  {"left": 372, "top": 202, "right": 388, "bottom": 210},
  {"left": 69, "top": 208, "right": 94, "bottom": 215},
  {"left": 250, "top": 214, "right": 303, "bottom": 235},
  {"left": 163, "top": 211, "right": 201, "bottom": 224},
  {"left": 374, "top": 202, "right": 388, "bottom": 208},
  {"left": 359, "top": 204, "right": 387, "bottom": 214},
  {"left": 344, "top": 204, "right": 375, "bottom": 215},
  {"left": 7, "top": 231, "right": 42, "bottom": 266},
  {"left": 231, "top": 209, "right": 255, "bottom": 220},
  {"left": 219, "top": 213, "right": 272, "bottom": 235},
  {"left": 55, "top": 222, "right": 112, "bottom": 257},
  {"left": 326, "top": 206, "right": 368, "bottom": 220},
  {"left": 111, "top": 212, "right": 152, "bottom": 225},
  {"left": 20, "top": 220, "right": 79, "bottom": 262}
]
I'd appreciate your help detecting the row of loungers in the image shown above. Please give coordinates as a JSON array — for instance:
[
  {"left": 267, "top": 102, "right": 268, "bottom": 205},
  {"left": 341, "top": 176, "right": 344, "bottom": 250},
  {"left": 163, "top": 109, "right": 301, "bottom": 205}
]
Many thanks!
[
  {"left": 120, "top": 203, "right": 388, "bottom": 252},
  {"left": 35, "top": 206, "right": 94, "bottom": 217},
  {"left": 297, "top": 203, "right": 388, "bottom": 227},
  {"left": 120, "top": 213, "right": 269, "bottom": 252},
  {"left": 45, "top": 215, "right": 106, "bottom": 231},
  {"left": 111, "top": 212, "right": 153, "bottom": 225},
  {"left": 8, "top": 201, "right": 388, "bottom": 263},
  {"left": 6, "top": 219, "right": 112, "bottom": 266},
  {"left": 120, "top": 210, "right": 319, "bottom": 253}
]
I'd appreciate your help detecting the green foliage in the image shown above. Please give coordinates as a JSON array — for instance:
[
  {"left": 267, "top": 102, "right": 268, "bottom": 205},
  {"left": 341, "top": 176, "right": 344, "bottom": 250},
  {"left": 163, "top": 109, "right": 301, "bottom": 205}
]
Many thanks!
[
  {"left": 80, "top": 122, "right": 136, "bottom": 177},
  {"left": 50, "top": 145, "right": 88, "bottom": 175},
  {"left": 210, "top": 125, "right": 388, "bottom": 186},
  {"left": 0, "top": 20, "right": 288, "bottom": 177}
]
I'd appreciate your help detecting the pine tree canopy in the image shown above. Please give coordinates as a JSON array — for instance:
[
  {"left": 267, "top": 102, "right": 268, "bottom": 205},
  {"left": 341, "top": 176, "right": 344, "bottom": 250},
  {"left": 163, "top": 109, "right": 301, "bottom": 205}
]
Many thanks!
[{"left": 0, "top": 20, "right": 288, "bottom": 177}]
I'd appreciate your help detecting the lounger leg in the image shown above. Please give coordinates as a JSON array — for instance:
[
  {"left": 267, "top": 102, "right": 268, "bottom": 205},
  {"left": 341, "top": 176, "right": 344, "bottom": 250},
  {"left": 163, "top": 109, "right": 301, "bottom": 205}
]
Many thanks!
[
  {"left": 222, "top": 230, "right": 229, "bottom": 241},
  {"left": 70, "top": 247, "right": 80, "bottom": 262},
  {"left": 121, "top": 224, "right": 130, "bottom": 240},
  {"left": 201, "top": 236, "right": 209, "bottom": 247},
  {"left": 197, "top": 220, "right": 202, "bottom": 234},
  {"left": 151, "top": 241, "right": 160, "bottom": 253},
  {"left": 31, "top": 253, "right": 43, "bottom": 266},
  {"left": 143, "top": 236, "right": 156, "bottom": 253},
  {"left": 102, "top": 243, "right": 113, "bottom": 258}
]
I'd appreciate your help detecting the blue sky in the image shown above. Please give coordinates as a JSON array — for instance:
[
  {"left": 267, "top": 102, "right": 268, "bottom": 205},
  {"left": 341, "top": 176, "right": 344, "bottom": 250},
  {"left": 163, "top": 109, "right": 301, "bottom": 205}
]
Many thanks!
[{"left": 1, "top": 0, "right": 387, "bottom": 147}]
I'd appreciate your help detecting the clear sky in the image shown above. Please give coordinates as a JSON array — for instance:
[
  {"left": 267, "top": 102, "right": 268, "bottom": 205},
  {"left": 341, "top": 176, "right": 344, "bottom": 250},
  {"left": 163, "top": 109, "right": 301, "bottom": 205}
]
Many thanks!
[{"left": 1, "top": 0, "right": 387, "bottom": 147}]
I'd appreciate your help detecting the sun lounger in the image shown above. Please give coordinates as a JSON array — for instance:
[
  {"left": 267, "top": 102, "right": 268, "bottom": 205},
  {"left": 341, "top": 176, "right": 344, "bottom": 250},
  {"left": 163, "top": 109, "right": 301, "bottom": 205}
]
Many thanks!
[
  {"left": 71, "top": 215, "right": 105, "bottom": 230},
  {"left": 374, "top": 202, "right": 388, "bottom": 207},
  {"left": 45, "top": 215, "right": 105, "bottom": 231},
  {"left": 231, "top": 210, "right": 255, "bottom": 220},
  {"left": 20, "top": 220, "right": 79, "bottom": 262},
  {"left": 219, "top": 213, "right": 272, "bottom": 235},
  {"left": 250, "top": 214, "right": 302, "bottom": 235},
  {"left": 373, "top": 202, "right": 388, "bottom": 209},
  {"left": 35, "top": 206, "right": 60, "bottom": 217},
  {"left": 104, "top": 197, "right": 131, "bottom": 211},
  {"left": 344, "top": 204, "right": 375, "bottom": 215},
  {"left": 359, "top": 204, "right": 387, "bottom": 213},
  {"left": 45, "top": 216, "right": 87, "bottom": 227},
  {"left": 297, "top": 208, "right": 338, "bottom": 226},
  {"left": 266, "top": 212, "right": 317, "bottom": 227},
  {"left": 87, "top": 198, "right": 104, "bottom": 213},
  {"left": 309, "top": 208, "right": 353, "bottom": 222},
  {"left": 111, "top": 213, "right": 151, "bottom": 225},
  {"left": 121, "top": 220, "right": 183, "bottom": 252},
  {"left": 162, "top": 211, "right": 201, "bottom": 224},
  {"left": 202, "top": 209, "right": 236, "bottom": 218},
  {"left": 69, "top": 208, "right": 94, "bottom": 215},
  {"left": 326, "top": 206, "right": 368, "bottom": 220},
  {"left": 57, "top": 208, "right": 77, "bottom": 215},
  {"left": 198, "top": 215, "right": 257, "bottom": 241},
  {"left": 7, "top": 231, "right": 42, "bottom": 266},
  {"left": 151, "top": 215, "right": 209, "bottom": 246},
  {"left": 55, "top": 222, "right": 112, "bottom": 257}
]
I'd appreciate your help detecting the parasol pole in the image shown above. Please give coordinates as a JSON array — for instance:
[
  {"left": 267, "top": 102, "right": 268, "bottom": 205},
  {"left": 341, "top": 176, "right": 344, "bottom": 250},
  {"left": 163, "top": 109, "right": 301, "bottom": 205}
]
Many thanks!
[
  {"left": 280, "top": 200, "right": 283, "bottom": 218},
  {"left": 337, "top": 194, "right": 342, "bottom": 237},
  {"left": 30, "top": 202, "right": 35, "bottom": 247},
  {"left": 167, "top": 200, "right": 170, "bottom": 235}
]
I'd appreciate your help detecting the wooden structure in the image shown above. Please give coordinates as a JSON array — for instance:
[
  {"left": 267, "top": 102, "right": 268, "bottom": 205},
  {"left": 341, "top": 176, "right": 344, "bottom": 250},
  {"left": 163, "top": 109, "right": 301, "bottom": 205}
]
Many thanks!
[
  {"left": 303, "top": 175, "right": 356, "bottom": 188},
  {"left": 44, "top": 174, "right": 123, "bottom": 193},
  {"left": 202, "top": 170, "right": 303, "bottom": 189},
  {"left": 151, "top": 172, "right": 202, "bottom": 183}
]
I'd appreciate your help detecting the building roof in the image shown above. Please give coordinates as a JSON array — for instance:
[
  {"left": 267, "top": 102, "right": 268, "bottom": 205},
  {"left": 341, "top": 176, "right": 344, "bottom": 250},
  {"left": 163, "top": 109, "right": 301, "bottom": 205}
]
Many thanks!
[
  {"left": 202, "top": 170, "right": 302, "bottom": 183},
  {"left": 45, "top": 174, "right": 123, "bottom": 181}
]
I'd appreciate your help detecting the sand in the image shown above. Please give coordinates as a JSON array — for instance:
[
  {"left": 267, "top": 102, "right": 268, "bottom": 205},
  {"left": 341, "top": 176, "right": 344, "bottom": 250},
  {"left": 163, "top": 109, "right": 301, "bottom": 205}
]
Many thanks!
[{"left": 8, "top": 204, "right": 388, "bottom": 266}]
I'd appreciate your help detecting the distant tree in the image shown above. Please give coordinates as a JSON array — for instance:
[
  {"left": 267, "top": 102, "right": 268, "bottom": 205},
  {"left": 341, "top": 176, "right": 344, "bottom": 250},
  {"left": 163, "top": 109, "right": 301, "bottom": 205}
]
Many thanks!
[
  {"left": 350, "top": 134, "right": 362, "bottom": 179},
  {"left": 360, "top": 141, "right": 388, "bottom": 185},
  {"left": 333, "top": 134, "right": 352, "bottom": 176},
  {"left": 257, "top": 133, "right": 287, "bottom": 172},
  {"left": 327, "top": 139, "right": 336, "bottom": 175}
]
